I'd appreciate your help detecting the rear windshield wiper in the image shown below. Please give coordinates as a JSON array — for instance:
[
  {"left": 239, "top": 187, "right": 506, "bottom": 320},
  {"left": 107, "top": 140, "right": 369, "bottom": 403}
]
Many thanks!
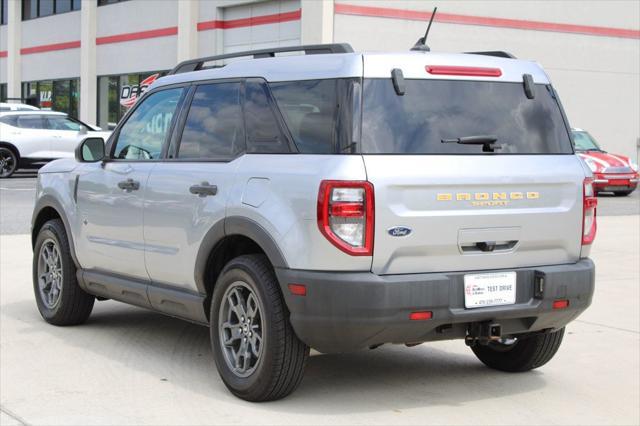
[{"left": 441, "top": 135, "right": 501, "bottom": 153}]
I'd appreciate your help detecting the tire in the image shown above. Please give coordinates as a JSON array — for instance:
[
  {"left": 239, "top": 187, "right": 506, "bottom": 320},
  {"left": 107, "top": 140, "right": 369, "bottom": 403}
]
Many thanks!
[
  {"left": 471, "top": 327, "right": 565, "bottom": 372},
  {"left": 0, "top": 146, "right": 18, "bottom": 178},
  {"left": 32, "top": 219, "right": 95, "bottom": 325},
  {"left": 210, "top": 254, "right": 309, "bottom": 401},
  {"left": 614, "top": 190, "right": 633, "bottom": 196}
]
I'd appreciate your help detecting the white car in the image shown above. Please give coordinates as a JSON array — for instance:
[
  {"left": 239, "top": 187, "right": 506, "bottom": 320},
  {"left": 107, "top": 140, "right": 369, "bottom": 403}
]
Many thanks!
[
  {"left": 0, "top": 102, "right": 40, "bottom": 111},
  {"left": 0, "top": 111, "right": 111, "bottom": 178}
]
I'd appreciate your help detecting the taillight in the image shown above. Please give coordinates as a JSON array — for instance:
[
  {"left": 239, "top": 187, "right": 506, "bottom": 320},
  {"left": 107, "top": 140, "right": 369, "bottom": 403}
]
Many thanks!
[
  {"left": 317, "top": 180, "right": 374, "bottom": 256},
  {"left": 582, "top": 178, "right": 597, "bottom": 245}
]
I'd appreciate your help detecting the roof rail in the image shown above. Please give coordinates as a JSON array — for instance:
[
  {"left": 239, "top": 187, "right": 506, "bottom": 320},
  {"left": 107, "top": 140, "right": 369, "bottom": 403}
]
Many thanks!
[
  {"left": 465, "top": 51, "right": 517, "bottom": 59},
  {"left": 168, "top": 43, "right": 354, "bottom": 75}
]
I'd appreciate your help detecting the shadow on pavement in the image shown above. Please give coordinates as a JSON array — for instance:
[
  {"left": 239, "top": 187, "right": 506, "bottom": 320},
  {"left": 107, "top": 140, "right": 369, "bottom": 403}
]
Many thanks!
[{"left": 3, "top": 298, "right": 546, "bottom": 413}]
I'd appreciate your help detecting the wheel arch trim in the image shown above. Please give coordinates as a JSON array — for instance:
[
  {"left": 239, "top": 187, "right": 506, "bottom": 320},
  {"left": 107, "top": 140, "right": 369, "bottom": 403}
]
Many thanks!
[
  {"left": 194, "top": 216, "right": 289, "bottom": 295},
  {"left": 31, "top": 195, "right": 80, "bottom": 268}
]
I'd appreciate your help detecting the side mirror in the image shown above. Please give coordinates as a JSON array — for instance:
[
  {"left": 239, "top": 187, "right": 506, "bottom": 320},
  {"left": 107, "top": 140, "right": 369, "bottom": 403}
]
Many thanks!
[
  {"left": 79, "top": 126, "right": 88, "bottom": 135},
  {"left": 76, "top": 137, "right": 105, "bottom": 163}
]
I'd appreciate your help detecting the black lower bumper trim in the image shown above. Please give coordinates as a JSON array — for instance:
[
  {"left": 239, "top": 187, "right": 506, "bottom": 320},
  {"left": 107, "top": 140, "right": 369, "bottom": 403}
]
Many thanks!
[{"left": 275, "top": 259, "right": 595, "bottom": 353}]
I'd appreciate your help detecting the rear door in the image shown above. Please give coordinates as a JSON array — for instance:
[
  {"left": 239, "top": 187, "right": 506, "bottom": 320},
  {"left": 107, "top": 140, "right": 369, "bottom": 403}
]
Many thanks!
[
  {"left": 44, "top": 115, "right": 85, "bottom": 158},
  {"left": 143, "top": 82, "right": 245, "bottom": 292},
  {"left": 360, "top": 77, "right": 585, "bottom": 275},
  {"left": 14, "top": 114, "right": 53, "bottom": 158}
]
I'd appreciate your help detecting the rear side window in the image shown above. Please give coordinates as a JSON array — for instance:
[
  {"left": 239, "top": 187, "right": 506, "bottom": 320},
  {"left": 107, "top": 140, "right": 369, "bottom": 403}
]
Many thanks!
[
  {"left": 178, "top": 83, "right": 244, "bottom": 159},
  {"left": 0, "top": 116, "right": 19, "bottom": 126},
  {"left": 270, "top": 80, "right": 337, "bottom": 154},
  {"left": 361, "top": 79, "right": 573, "bottom": 155},
  {"left": 16, "top": 115, "right": 46, "bottom": 129},
  {"left": 46, "top": 116, "right": 83, "bottom": 131},
  {"left": 244, "top": 81, "right": 289, "bottom": 154}
]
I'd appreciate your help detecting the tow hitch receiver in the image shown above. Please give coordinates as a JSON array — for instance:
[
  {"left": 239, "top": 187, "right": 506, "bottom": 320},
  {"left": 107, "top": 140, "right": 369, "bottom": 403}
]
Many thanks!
[{"left": 465, "top": 322, "right": 502, "bottom": 347}]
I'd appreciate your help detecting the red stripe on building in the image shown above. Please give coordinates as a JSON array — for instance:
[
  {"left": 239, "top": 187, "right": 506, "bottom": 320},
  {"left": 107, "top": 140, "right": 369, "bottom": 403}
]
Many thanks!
[
  {"left": 0, "top": 51, "right": 7, "bottom": 58},
  {"left": 96, "top": 26, "right": 178, "bottom": 45},
  {"left": 20, "top": 40, "right": 81, "bottom": 55},
  {"left": 198, "top": 9, "right": 301, "bottom": 31},
  {"left": 334, "top": 3, "right": 640, "bottom": 40}
]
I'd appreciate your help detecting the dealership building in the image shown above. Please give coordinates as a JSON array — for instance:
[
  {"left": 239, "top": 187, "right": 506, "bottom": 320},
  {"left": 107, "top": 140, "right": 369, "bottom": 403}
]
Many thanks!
[{"left": 0, "top": 0, "right": 638, "bottom": 158}]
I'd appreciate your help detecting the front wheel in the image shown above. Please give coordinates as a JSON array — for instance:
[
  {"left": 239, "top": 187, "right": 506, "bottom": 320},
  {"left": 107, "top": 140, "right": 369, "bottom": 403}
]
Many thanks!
[
  {"left": 471, "top": 328, "right": 565, "bottom": 372},
  {"left": 32, "top": 219, "right": 95, "bottom": 325},
  {"left": 210, "top": 254, "right": 309, "bottom": 401},
  {"left": 0, "top": 146, "right": 18, "bottom": 178}
]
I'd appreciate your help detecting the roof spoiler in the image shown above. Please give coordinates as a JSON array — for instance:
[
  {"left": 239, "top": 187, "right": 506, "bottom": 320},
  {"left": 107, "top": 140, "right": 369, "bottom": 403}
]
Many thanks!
[{"left": 168, "top": 43, "right": 355, "bottom": 75}]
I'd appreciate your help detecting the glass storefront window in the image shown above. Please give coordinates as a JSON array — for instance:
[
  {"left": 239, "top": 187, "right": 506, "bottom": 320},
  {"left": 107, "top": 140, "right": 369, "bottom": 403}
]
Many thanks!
[
  {"left": 22, "top": 78, "right": 80, "bottom": 118},
  {"left": 98, "top": 71, "right": 166, "bottom": 130},
  {"left": 0, "top": 84, "right": 7, "bottom": 102}
]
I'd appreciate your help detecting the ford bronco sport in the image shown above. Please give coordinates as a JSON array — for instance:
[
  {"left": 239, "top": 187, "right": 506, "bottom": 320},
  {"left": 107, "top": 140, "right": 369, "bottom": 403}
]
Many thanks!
[{"left": 31, "top": 43, "right": 596, "bottom": 402}]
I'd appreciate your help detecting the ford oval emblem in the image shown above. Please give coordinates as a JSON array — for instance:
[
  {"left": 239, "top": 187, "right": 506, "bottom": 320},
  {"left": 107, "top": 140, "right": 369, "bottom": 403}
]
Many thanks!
[{"left": 388, "top": 226, "right": 412, "bottom": 237}]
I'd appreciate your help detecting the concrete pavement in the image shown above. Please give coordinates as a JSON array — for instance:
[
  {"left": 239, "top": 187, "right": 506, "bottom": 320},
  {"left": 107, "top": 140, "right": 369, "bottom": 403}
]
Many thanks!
[{"left": 0, "top": 215, "right": 639, "bottom": 425}]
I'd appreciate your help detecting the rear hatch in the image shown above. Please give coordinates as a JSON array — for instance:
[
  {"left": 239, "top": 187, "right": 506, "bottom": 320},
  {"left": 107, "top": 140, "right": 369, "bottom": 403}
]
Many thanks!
[{"left": 360, "top": 75, "right": 585, "bottom": 275}]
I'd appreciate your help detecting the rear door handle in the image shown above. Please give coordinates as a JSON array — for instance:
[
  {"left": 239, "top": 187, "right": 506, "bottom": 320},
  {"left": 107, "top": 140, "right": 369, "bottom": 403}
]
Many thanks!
[
  {"left": 117, "top": 178, "right": 140, "bottom": 192},
  {"left": 189, "top": 182, "right": 218, "bottom": 197}
]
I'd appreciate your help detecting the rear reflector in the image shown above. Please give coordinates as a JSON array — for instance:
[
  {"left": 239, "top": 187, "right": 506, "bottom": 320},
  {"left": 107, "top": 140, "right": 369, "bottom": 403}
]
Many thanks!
[
  {"left": 426, "top": 65, "right": 502, "bottom": 77},
  {"left": 582, "top": 178, "right": 598, "bottom": 245},
  {"left": 409, "top": 311, "right": 433, "bottom": 321},
  {"left": 288, "top": 284, "right": 307, "bottom": 296},
  {"left": 552, "top": 299, "right": 569, "bottom": 309}
]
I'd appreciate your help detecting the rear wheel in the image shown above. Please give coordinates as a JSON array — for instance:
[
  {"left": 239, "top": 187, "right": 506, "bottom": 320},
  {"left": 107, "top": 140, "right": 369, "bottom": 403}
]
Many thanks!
[
  {"left": 33, "top": 219, "right": 95, "bottom": 325},
  {"left": 614, "top": 190, "right": 634, "bottom": 196},
  {"left": 0, "top": 146, "right": 18, "bottom": 178},
  {"left": 471, "top": 328, "right": 565, "bottom": 372},
  {"left": 210, "top": 254, "right": 309, "bottom": 401}
]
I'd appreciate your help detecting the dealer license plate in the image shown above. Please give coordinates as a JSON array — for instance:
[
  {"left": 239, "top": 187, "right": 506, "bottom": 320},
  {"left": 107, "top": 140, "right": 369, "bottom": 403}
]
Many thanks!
[{"left": 464, "top": 272, "right": 517, "bottom": 309}]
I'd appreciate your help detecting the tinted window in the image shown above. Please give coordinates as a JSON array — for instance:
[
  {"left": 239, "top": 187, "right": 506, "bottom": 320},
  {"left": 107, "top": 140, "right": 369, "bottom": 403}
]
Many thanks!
[
  {"left": 178, "top": 83, "right": 244, "bottom": 159},
  {"left": 46, "top": 116, "right": 83, "bottom": 131},
  {"left": 270, "top": 80, "right": 338, "bottom": 154},
  {"left": 39, "top": 0, "right": 54, "bottom": 16},
  {"left": 113, "top": 88, "right": 183, "bottom": 160},
  {"left": 244, "top": 82, "right": 288, "bottom": 154},
  {"left": 362, "top": 79, "right": 573, "bottom": 154},
  {"left": 0, "top": 115, "right": 18, "bottom": 126},
  {"left": 572, "top": 131, "right": 601, "bottom": 151},
  {"left": 17, "top": 115, "right": 45, "bottom": 129}
]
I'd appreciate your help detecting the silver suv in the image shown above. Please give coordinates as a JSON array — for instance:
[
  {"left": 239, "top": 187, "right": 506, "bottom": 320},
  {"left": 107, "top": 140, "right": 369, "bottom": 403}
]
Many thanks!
[{"left": 31, "top": 44, "right": 596, "bottom": 401}]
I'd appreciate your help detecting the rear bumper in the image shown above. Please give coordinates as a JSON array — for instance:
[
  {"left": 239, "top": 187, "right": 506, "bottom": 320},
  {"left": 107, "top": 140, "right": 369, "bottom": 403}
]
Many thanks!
[
  {"left": 593, "top": 173, "right": 638, "bottom": 192},
  {"left": 275, "top": 259, "right": 595, "bottom": 353}
]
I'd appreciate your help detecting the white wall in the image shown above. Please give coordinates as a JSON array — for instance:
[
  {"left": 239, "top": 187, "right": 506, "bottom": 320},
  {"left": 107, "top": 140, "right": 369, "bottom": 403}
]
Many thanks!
[
  {"left": 20, "top": 10, "right": 81, "bottom": 81},
  {"left": 333, "top": 0, "right": 640, "bottom": 160}
]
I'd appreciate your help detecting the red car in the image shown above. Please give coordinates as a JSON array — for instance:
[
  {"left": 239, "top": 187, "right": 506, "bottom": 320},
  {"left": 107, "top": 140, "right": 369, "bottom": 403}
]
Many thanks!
[{"left": 573, "top": 129, "right": 639, "bottom": 196}]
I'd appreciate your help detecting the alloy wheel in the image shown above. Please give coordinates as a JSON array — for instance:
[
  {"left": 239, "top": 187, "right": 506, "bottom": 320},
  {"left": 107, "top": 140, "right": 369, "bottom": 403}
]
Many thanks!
[
  {"left": 218, "top": 281, "right": 264, "bottom": 378},
  {"left": 37, "top": 238, "right": 64, "bottom": 309}
]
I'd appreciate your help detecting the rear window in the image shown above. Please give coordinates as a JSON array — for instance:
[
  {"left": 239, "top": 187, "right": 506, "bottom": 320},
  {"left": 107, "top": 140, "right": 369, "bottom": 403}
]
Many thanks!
[{"left": 361, "top": 79, "right": 573, "bottom": 155}]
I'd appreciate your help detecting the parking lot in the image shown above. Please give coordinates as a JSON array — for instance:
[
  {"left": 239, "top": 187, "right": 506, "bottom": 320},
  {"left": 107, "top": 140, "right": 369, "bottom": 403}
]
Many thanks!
[{"left": 1, "top": 175, "right": 639, "bottom": 425}]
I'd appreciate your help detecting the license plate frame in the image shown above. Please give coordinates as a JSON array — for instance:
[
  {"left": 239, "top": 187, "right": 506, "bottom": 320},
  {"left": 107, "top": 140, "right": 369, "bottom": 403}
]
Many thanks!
[{"left": 464, "top": 271, "right": 517, "bottom": 309}]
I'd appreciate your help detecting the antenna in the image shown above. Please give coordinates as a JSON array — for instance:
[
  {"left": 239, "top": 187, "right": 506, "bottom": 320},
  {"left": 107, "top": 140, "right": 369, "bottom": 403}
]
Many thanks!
[{"left": 411, "top": 7, "right": 438, "bottom": 52}]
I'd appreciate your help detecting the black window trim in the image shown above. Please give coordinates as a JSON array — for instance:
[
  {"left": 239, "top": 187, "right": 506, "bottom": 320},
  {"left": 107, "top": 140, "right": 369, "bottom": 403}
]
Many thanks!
[{"left": 105, "top": 83, "right": 189, "bottom": 163}]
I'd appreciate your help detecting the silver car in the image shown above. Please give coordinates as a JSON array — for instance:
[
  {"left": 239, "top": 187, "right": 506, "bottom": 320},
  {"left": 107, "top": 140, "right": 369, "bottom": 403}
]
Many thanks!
[{"left": 31, "top": 44, "right": 596, "bottom": 401}]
